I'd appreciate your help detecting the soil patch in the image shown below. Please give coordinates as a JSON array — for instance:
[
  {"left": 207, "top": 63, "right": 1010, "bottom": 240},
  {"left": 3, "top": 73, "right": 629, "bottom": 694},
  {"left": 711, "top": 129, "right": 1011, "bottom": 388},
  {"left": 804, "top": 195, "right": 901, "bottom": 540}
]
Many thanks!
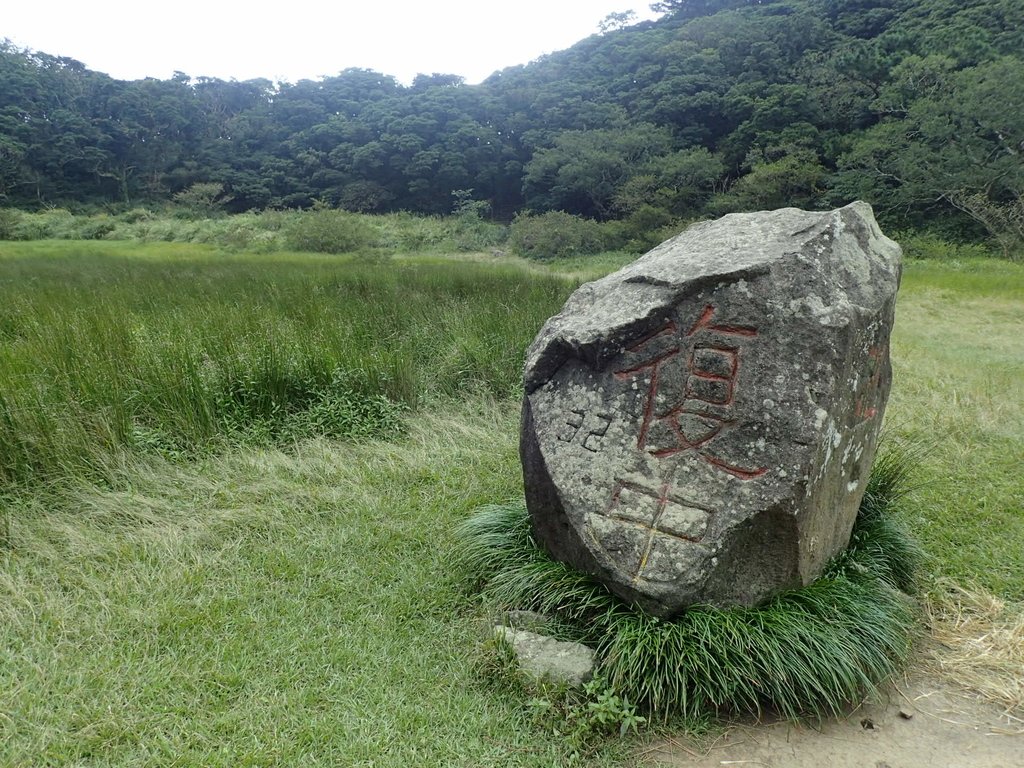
[{"left": 645, "top": 672, "right": 1022, "bottom": 768}]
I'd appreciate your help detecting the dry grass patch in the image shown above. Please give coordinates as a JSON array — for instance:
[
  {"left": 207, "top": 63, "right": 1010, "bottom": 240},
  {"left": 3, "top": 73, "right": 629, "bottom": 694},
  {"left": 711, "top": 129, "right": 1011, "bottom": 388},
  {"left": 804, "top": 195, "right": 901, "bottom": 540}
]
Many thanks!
[{"left": 924, "top": 581, "right": 1024, "bottom": 719}]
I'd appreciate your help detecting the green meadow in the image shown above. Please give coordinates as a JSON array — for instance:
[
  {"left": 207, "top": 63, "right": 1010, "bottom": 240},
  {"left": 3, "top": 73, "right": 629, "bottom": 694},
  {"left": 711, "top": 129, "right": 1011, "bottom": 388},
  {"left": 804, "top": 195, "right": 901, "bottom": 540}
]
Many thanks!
[
  {"left": 0, "top": 242, "right": 567, "bottom": 487},
  {"left": 1, "top": 240, "right": 1021, "bottom": 766}
]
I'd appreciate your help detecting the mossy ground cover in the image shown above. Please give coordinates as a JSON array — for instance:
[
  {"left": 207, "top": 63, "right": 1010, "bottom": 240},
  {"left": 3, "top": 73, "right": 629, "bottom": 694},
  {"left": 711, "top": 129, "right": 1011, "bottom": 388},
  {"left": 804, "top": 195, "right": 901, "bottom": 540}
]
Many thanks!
[{"left": 0, "top": 243, "right": 1021, "bottom": 765}]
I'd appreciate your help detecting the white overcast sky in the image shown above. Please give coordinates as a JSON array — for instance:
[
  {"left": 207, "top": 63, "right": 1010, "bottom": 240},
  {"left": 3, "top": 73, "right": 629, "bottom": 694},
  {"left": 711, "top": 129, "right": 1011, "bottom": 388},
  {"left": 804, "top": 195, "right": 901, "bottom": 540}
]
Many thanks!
[{"left": 3, "top": 1, "right": 661, "bottom": 85}]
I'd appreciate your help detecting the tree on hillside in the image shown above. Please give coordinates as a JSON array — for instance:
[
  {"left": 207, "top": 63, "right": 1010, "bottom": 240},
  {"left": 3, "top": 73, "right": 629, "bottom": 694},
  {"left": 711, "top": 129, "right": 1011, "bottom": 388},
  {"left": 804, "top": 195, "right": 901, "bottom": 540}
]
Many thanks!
[
  {"left": 599, "top": 11, "right": 637, "bottom": 34},
  {"left": 0, "top": 0, "right": 1021, "bottom": 240},
  {"left": 650, "top": 1, "right": 769, "bottom": 19},
  {"left": 411, "top": 73, "right": 465, "bottom": 90},
  {"left": 833, "top": 55, "right": 1024, "bottom": 238},
  {"left": 523, "top": 124, "right": 673, "bottom": 218},
  {"left": 613, "top": 147, "right": 725, "bottom": 217}
]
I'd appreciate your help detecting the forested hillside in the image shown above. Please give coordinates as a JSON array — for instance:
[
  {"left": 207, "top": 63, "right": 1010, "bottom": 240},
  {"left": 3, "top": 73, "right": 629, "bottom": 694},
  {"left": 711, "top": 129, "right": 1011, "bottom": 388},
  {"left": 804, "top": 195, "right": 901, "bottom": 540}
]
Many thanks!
[{"left": 1, "top": 0, "right": 1021, "bottom": 241}]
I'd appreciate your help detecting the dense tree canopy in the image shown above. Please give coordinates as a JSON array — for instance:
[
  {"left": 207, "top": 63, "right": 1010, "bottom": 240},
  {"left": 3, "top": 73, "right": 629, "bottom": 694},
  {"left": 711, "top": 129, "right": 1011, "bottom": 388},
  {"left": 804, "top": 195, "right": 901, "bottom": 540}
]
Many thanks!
[{"left": 1, "top": 0, "right": 1021, "bottom": 238}]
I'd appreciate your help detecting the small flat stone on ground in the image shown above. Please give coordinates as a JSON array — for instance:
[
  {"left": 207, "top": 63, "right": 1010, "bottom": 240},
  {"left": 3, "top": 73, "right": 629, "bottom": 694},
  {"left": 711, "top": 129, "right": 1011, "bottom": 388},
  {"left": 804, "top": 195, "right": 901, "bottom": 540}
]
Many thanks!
[{"left": 493, "top": 626, "right": 596, "bottom": 687}]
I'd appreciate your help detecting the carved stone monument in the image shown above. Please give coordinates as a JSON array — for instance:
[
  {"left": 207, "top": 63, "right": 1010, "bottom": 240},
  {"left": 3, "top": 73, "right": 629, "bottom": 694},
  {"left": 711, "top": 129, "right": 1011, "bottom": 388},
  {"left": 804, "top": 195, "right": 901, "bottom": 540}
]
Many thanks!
[{"left": 521, "top": 202, "right": 902, "bottom": 617}]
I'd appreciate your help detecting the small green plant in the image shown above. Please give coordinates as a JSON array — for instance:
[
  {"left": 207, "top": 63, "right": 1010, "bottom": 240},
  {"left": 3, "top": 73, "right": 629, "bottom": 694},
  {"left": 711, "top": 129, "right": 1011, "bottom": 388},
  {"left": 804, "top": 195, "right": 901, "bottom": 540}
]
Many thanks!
[
  {"left": 576, "top": 678, "right": 647, "bottom": 738},
  {"left": 172, "top": 182, "right": 232, "bottom": 219},
  {"left": 521, "top": 677, "right": 646, "bottom": 751}
]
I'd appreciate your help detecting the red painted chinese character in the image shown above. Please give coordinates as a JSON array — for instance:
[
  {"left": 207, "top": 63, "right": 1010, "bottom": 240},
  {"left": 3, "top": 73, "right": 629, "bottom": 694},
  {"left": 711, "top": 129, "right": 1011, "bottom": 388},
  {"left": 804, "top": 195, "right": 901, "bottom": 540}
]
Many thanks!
[
  {"left": 614, "top": 306, "right": 766, "bottom": 479},
  {"left": 604, "top": 476, "right": 715, "bottom": 582}
]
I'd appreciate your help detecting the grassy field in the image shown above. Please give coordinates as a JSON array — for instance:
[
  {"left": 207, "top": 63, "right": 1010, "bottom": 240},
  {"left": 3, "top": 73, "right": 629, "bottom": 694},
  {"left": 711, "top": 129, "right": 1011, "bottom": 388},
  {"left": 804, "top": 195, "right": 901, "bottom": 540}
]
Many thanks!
[
  {"left": 0, "top": 242, "right": 1021, "bottom": 766},
  {"left": 0, "top": 241, "right": 570, "bottom": 487},
  {"left": 887, "top": 258, "right": 1024, "bottom": 599}
]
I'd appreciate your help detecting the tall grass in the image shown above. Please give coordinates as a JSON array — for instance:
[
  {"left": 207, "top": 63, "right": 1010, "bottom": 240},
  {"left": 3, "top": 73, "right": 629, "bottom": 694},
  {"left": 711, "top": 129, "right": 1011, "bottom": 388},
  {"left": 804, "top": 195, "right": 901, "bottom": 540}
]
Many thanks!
[
  {"left": 0, "top": 207, "right": 511, "bottom": 255},
  {"left": 0, "top": 242, "right": 571, "bottom": 488}
]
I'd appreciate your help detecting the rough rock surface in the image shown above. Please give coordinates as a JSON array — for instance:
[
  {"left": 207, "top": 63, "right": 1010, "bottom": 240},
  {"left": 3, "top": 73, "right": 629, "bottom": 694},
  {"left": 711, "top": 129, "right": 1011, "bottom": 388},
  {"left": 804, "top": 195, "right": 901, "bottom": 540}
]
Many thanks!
[
  {"left": 493, "top": 626, "right": 596, "bottom": 687},
  {"left": 521, "top": 202, "right": 902, "bottom": 617}
]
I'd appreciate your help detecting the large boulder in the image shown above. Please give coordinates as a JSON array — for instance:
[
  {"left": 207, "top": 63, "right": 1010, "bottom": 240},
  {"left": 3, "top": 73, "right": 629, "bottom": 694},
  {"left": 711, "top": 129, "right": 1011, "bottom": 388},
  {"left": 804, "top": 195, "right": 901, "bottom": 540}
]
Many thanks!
[{"left": 521, "top": 202, "right": 902, "bottom": 617}]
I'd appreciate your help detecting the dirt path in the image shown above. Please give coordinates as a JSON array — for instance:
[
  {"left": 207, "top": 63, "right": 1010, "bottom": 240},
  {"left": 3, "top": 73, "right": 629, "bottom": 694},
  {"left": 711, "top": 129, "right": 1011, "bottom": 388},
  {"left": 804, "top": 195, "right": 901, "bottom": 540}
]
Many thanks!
[{"left": 643, "top": 672, "right": 1023, "bottom": 768}]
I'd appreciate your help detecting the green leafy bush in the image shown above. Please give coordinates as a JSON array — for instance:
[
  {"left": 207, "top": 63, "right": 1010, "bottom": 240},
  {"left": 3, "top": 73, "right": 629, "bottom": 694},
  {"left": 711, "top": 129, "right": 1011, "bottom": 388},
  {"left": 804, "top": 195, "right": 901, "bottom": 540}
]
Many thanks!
[
  {"left": 7, "top": 208, "right": 76, "bottom": 239},
  {"left": 452, "top": 213, "right": 508, "bottom": 252},
  {"left": 285, "top": 209, "right": 379, "bottom": 253},
  {"left": 74, "top": 216, "right": 117, "bottom": 240},
  {"left": 508, "top": 211, "right": 608, "bottom": 260},
  {"left": 117, "top": 208, "right": 156, "bottom": 224},
  {"left": 604, "top": 205, "right": 685, "bottom": 254},
  {"left": 0, "top": 208, "right": 20, "bottom": 240},
  {"left": 172, "top": 182, "right": 231, "bottom": 219},
  {"left": 894, "top": 231, "right": 995, "bottom": 261}
]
